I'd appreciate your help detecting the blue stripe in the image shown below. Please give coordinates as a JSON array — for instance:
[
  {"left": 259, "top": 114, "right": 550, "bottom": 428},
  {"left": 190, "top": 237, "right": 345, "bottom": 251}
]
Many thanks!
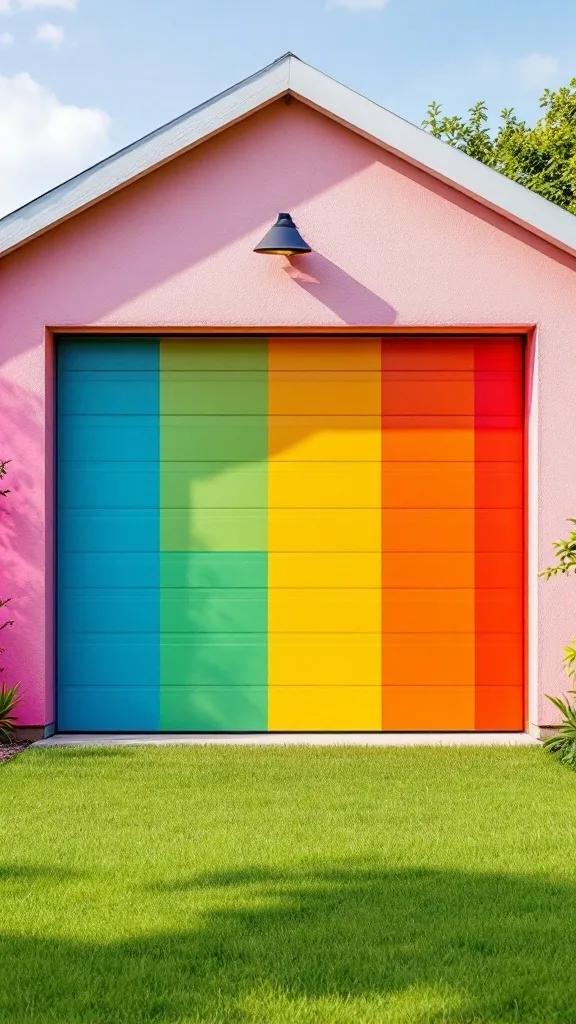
[{"left": 57, "top": 338, "right": 160, "bottom": 732}]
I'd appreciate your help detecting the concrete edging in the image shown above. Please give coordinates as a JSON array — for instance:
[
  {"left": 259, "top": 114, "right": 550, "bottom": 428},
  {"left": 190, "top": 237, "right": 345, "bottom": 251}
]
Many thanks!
[{"left": 33, "top": 732, "right": 541, "bottom": 748}]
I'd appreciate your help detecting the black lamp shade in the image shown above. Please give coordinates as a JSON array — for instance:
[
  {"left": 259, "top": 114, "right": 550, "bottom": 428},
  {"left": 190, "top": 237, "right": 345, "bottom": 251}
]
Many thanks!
[{"left": 254, "top": 212, "right": 311, "bottom": 255}]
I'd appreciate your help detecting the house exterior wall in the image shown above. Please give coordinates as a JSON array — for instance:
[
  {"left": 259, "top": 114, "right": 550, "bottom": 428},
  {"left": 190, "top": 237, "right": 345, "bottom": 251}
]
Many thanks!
[{"left": 1, "top": 97, "right": 575, "bottom": 731}]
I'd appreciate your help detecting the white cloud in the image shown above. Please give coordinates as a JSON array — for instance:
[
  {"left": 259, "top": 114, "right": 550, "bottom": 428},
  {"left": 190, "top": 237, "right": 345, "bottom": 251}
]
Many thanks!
[
  {"left": 0, "top": 30, "right": 13, "bottom": 42},
  {"left": 514, "top": 53, "right": 560, "bottom": 90},
  {"left": 327, "top": 0, "right": 389, "bottom": 8},
  {"left": 0, "top": 72, "right": 111, "bottom": 216},
  {"left": 35, "top": 20, "right": 64, "bottom": 46},
  {"left": 0, "top": 0, "right": 11, "bottom": 11},
  {"left": 19, "top": 0, "right": 77, "bottom": 9}
]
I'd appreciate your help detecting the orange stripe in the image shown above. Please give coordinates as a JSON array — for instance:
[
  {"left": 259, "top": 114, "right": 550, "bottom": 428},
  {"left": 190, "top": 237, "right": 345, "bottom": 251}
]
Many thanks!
[{"left": 382, "top": 339, "right": 475, "bottom": 730}]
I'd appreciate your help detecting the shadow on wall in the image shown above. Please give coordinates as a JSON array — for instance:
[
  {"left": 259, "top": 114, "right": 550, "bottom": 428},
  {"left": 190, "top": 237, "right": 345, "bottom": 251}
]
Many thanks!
[
  {"left": 284, "top": 252, "right": 397, "bottom": 324},
  {"left": 1, "top": 861, "right": 576, "bottom": 1020},
  {"left": 0, "top": 377, "right": 44, "bottom": 721}
]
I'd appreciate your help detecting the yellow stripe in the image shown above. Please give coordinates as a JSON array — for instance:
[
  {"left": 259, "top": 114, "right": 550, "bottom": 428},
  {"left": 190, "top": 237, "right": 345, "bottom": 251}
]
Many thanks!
[{"left": 268, "top": 338, "right": 382, "bottom": 730}]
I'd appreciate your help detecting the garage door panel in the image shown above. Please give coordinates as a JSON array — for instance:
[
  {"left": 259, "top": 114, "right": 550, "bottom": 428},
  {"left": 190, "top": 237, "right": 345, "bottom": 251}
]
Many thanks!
[
  {"left": 58, "top": 416, "right": 158, "bottom": 462},
  {"left": 382, "top": 589, "right": 475, "bottom": 633},
  {"left": 268, "top": 415, "right": 381, "bottom": 461},
  {"left": 60, "top": 337, "right": 159, "bottom": 370},
  {"left": 381, "top": 416, "right": 475, "bottom": 462},
  {"left": 382, "top": 464, "right": 475, "bottom": 508},
  {"left": 475, "top": 510, "right": 523, "bottom": 551},
  {"left": 382, "top": 635, "right": 475, "bottom": 686},
  {"left": 269, "top": 635, "right": 381, "bottom": 686},
  {"left": 59, "top": 465, "right": 159, "bottom": 509},
  {"left": 475, "top": 590, "right": 523, "bottom": 633},
  {"left": 474, "top": 465, "right": 523, "bottom": 508},
  {"left": 382, "top": 685, "right": 475, "bottom": 731},
  {"left": 59, "top": 379, "right": 158, "bottom": 416},
  {"left": 269, "top": 462, "right": 381, "bottom": 508},
  {"left": 58, "top": 640, "right": 159, "bottom": 687},
  {"left": 161, "top": 337, "right": 268, "bottom": 370},
  {"left": 60, "top": 590, "right": 158, "bottom": 633},
  {"left": 269, "top": 509, "right": 381, "bottom": 552},
  {"left": 382, "top": 509, "right": 475, "bottom": 552},
  {"left": 381, "top": 339, "right": 474, "bottom": 371},
  {"left": 160, "top": 686, "right": 267, "bottom": 731},
  {"left": 382, "top": 553, "right": 475, "bottom": 589},
  {"left": 161, "top": 637, "right": 267, "bottom": 688},
  {"left": 269, "top": 589, "right": 381, "bottom": 633},
  {"left": 160, "top": 551, "right": 267, "bottom": 589},
  {"left": 58, "top": 509, "right": 159, "bottom": 553},
  {"left": 475, "top": 686, "right": 524, "bottom": 730},
  {"left": 474, "top": 417, "right": 523, "bottom": 461},
  {"left": 269, "top": 553, "right": 381, "bottom": 588},
  {"left": 161, "top": 415, "right": 268, "bottom": 462},
  {"left": 382, "top": 380, "right": 475, "bottom": 415},
  {"left": 475, "top": 377, "right": 522, "bottom": 416},
  {"left": 268, "top": 686, "right": 382, "bottom": 731},
  {"left": 474, "top": 338, "right": 523, "bottom": 372},
  {"left": 159, "top": 590, "right": 267, "bottom": 634},
  {"left": 475, "top": 636, "right": 524, "bottom": 688},
  {"left": 476, "top": 554, "right": 523, "bottom": 588},
  {"left": 269, "top": 337, "right": 382, "bottom": 371},
  {"left": 58, "top": 686, "right": 159, "bottom": 732},
  {"left": 269, "top": 381, "right": 382, "bottom": 416},
  {"left": 161, "top": 379, "right": 266, "bottom": 415},
  {"left": 161, "top": 463, "right": 267, "bottom": 510},
  {"left": 59, "top": 552, "right": 158, "bottom": 589},
  {"left": 161, "top": 508, "right": 267, "bottom": 552}
]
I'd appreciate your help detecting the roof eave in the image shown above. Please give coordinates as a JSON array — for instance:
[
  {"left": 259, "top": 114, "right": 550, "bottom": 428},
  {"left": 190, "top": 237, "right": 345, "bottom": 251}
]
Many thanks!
[
  {"left": 0, "top": 53, "right": 292, "bottom": 259},
  {"left": 288, "top": 58, "right": 576, "bottom": 260}
]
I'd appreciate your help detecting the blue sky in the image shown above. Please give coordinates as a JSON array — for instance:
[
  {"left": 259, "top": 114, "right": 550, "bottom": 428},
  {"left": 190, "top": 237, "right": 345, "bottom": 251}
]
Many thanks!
[{"left": 0, "top": 0, "right": 573, "bottom": 215}]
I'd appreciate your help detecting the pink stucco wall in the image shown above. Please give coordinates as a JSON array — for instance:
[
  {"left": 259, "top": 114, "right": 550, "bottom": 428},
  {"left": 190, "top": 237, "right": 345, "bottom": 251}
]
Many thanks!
[{"left": 1, "top": 97, "right": 575, "bottom": 730}]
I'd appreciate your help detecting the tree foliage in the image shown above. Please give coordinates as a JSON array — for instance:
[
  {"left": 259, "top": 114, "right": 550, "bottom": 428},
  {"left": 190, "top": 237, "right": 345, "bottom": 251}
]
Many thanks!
[{"left": 423, "top": 80, "right": 576, "bottom": 214}]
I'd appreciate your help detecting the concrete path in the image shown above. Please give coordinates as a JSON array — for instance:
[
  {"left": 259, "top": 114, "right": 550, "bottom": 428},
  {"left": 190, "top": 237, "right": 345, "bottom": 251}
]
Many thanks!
[{"left": 34, "top": 732, "right": 539, "bottom": 747}]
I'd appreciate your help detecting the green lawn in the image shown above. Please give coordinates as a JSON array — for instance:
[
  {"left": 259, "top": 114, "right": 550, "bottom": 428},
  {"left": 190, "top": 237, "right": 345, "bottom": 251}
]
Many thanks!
[{"left": 2, "top": 745, "right": 576, "bottom": 1023}]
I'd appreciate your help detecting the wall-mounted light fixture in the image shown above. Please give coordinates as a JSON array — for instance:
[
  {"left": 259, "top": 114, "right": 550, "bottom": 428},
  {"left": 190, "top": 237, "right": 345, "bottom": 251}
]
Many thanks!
[{"left": 254, "top": 212, "right": 311, "bottom": 256}]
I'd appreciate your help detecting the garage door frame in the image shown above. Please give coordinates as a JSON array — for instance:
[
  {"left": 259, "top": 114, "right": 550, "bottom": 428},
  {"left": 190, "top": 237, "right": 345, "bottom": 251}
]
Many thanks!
[{"left": 52, "top": 324, "right": 534, "bottom": 734}]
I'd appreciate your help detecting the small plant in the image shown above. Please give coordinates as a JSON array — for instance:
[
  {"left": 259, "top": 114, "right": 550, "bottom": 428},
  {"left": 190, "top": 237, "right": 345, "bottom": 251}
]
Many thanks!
[
  {"left": 543, "top": 692, "right": 576, "bottom": 769},
  {"left": 0, "top": 683, "right": 21, "bottom": 743},
  {"left": 0, "top": 461, "right": 18, "bottom": 742},
  {"left": 540, "top": 520, "right": 576, "bottom": 767}
]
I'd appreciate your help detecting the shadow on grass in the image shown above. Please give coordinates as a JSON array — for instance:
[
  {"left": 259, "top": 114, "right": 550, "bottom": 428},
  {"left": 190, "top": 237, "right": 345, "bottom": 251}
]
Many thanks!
[
  {"left": 0, "top": 864, "right": 77, "bottom": 882},
  {"left": 2, "top": 863, "right": 576, "bottom": 1022},
  {"left": 24, "top": 746, "right": 141, "bottom": 759}
]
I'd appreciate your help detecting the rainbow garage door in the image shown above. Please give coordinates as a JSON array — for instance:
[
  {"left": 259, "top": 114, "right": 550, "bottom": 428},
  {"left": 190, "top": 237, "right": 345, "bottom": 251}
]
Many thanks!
[{"left": 57, "top": 335, "right": 524, "bottom": 732}]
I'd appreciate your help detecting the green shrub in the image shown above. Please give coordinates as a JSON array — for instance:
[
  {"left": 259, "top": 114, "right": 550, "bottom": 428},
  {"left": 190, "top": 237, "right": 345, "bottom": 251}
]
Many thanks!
[
  {"left": 541, "top": 521, "right": 576, "bottom": 767},
  {"left": 0, "top": 683, "right": 21, "bottom": 743},
  {"left": 543, "top": 693, "right": 576, "bottom": 769}
]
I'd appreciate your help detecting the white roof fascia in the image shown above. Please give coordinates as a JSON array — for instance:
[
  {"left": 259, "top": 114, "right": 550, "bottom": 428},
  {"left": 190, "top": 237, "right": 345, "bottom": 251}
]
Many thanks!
[
  {"left": 0, "top": 54, "right": 291, "bottom": 257},
  {"left": 288, "top": 57, "right": 576, "bottom": 258}
]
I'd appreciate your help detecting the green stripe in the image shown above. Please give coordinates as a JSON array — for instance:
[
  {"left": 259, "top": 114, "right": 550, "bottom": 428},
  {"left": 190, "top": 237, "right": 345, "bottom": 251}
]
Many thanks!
[{"left": 159, "top": 338, "right": 268, "bottom": 731}]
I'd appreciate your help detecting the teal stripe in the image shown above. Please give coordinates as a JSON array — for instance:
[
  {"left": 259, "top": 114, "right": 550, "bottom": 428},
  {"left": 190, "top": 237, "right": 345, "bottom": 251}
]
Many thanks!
[{"left": 57, "top": 337, "right": 160, "bottom": 732}]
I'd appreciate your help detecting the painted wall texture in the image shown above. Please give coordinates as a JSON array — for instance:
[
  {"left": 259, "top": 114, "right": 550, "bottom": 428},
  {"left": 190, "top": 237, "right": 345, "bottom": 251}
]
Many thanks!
[{"left": 0, "top": 97, "right": 575, "bottom": 730}]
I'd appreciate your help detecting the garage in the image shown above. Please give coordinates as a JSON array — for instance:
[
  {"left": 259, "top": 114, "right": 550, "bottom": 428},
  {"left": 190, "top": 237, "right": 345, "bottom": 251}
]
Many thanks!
[{"left": 57, "top": 333, "right": 524, "bottom": 733}]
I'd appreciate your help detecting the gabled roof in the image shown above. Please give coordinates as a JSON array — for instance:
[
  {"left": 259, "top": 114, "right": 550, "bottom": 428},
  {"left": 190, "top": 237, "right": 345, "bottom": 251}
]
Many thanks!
[{"left": 1, "top": 51, "right": 575, "bottom": 260}]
